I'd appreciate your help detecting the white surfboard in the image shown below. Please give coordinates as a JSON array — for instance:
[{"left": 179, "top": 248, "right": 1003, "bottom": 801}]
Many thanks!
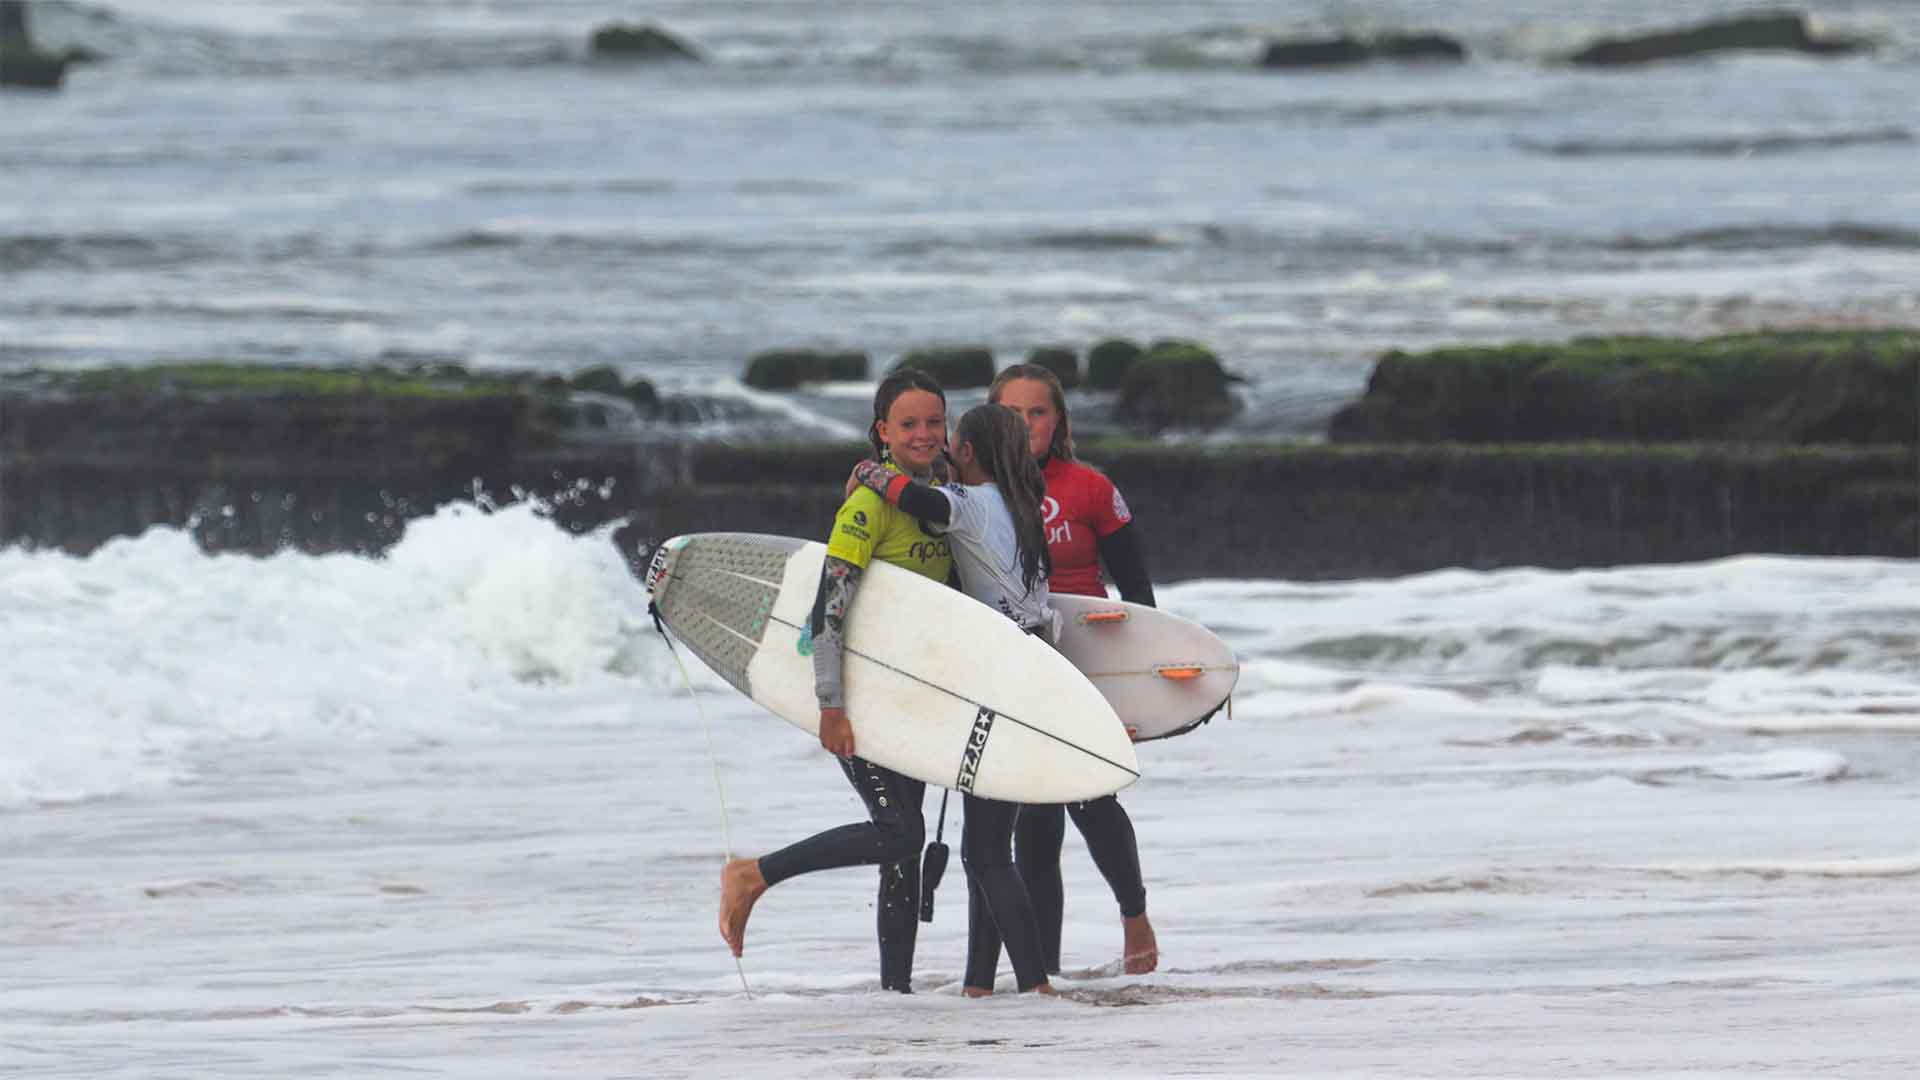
[
  {"left": 1048, "top": 594, "right": 1238, "bottom": 742},
  {"left": 644, "top": 532, "right": 1140, "bottom": 803}
]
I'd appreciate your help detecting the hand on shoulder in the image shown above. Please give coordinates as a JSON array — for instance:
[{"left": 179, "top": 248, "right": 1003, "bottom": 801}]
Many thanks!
[{"left": 851, "top": 458, "right": 892, "bottom": 496}]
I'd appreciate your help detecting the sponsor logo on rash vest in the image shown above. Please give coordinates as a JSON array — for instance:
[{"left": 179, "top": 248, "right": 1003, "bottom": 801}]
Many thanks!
[
  {"left": 1042, "top": 495, "right": 1071, "bottom": 545},
  {"left": 954, "top": 706, "right": 996, "bottom": 794}
]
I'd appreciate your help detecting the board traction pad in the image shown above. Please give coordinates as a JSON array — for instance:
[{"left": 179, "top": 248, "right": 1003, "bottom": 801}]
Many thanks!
[{"left": 653, "top": 533, "right": 807, "bottom": 695}]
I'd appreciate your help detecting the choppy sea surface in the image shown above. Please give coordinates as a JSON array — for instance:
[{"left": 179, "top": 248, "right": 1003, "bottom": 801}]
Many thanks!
[
  {"left": 7, "top": 3, "right": 1920, "bottom": 1074},
  {"left": 4, "top": 0, "right": 1920, "bottom": 437},
  {"left": 4, "top": 506, "right": 1919, "bottom": 1076}
]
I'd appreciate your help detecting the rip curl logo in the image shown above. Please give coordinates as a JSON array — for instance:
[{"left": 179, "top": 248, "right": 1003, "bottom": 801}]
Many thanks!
[
  {"left": 853, "top": 510, "right": 868, "bottom": 527},
  {"left": 954, "top": 706, "right": 996, "bottom": 794},
  {"left": 1044, "top": 494, "right": 1072, "bottom": 545}
]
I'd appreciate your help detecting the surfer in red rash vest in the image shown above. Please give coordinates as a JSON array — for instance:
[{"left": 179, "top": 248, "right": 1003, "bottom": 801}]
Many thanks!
[
  {"left": 985, "top": 363, "right": 1160, "bottom": 977},
  {"left": 717, "top": 370, "right": 952, "bottom": 992}
]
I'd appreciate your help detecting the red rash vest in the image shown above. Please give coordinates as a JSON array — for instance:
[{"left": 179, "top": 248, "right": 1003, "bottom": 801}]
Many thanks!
[{"left": 1041, "top": 456, "right": 1132, "bottom": 598}]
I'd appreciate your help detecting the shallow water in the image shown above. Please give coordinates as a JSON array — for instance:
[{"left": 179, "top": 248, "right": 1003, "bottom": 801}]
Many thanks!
[{"left": 5, "top": 506, "right": 1919, "bottom": 1075}]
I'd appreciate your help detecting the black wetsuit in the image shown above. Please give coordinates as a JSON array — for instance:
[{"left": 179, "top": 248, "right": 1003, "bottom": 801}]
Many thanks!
[
  {"left": 973, "top": 467, "right": 1157, "bottom": 977},
  {"left": 757, "top": 755, "right": 925, "bottom": 991}
]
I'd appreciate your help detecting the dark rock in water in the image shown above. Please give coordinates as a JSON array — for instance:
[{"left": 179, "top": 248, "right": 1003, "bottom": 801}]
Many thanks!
[
  {"left": 0, "top": 48, "right": 66, "bottom": 89},
  {"left": 1567, "top": 12, "right": 1870, "bottom": 66},
  {"left": 1260, "top": 32, "right": 1466, "bottom": 69},
  {"left": 0, "top": 0, "right": 28, "bottom": 51},
  {"left": 0, "top": 0, "right": 70, "bottom": 90},
  {"left": 569, "top": 365, "right": 625, "bottom": 397},
  {"left": 1115, "top": 341, "right": 1244, "bottom": 431},
  {"left": 1261, "top": 36, "right": 1371, "bottom": 68},
  {"left": 1086, "top": 339, "right": 1143, "bottom": 390},
  {"left": 2, "top": 363, "right": 1913, "bottom": 578},
  {"left": 589, "top": 23, "right": 702, "bottom": 63},
  {"left": 892, "top": 346, "right": 996, "bottom": 389},
  {"left": 743, "top": 349, "right": 868, "bottom": 390},
  {"left": 1375, "top": 34, "right": 1468, "bottom": 62},
  {"left": 623, "top": 378, "right": 660, "bottom": 417},
  {"left": 1025, "top": 346, "right": 1081, "bottom": 388},
  {"left": 1328, "top": 330, "right": 1920, "bottom": 444},
  {"left": 569, "top": 365, "right": 658, "bottom": 419}
]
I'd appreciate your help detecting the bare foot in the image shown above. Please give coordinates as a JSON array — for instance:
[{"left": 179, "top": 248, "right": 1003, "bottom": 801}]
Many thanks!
[
  {"left": 717, "top": 857, "right": 767, "bottom": 957},
  {"left": 962, "top": 985, "right": 993, "bottom": 999},
  {"left": 1032, "top": 981, "right": 1057, "bottom": 995},
  {"left": 1122, "top": 913, "right": 1158, "bottom": 975}
]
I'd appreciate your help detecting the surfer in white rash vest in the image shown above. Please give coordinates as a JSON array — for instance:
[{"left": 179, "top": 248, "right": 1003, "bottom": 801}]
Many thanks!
[
  {"left": 989, "top": 363, "right": 1159, "bottom": 978},
  {"left": 849, "top": 403, "right": 1058, "bottom": 996},
  {"left": 716, "top": 370, "right": 952, "bottom": 993}
]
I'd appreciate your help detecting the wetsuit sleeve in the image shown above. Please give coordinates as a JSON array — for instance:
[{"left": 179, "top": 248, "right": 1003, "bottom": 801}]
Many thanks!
[
  {"left": 1096, "top": 522, "right": 1156, "bottom": 608},
  {"left": 852, "top": 460, "right": 952, "bottom": 527},
  {"left": 810, "top": 555, "right": 864, "bottom": 710},
  {"left": 893, "top": 481, "right": 952, "bottom": 527},
  {"left": 815, "top": 491, "right": 881, "bottom": 710}
]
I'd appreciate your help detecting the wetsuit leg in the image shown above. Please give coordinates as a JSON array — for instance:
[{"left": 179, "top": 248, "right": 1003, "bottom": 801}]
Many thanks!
[
  {"left": 758, "top": 756, "right": 925, "bottom": 885},
  {"left": 877, "top": 850, "right": 921, "bottom": 992},
  {"left": 963, "top": 870, "right": 1001, "bottom": 990},
  {"left": 1014, "top": 802, "right": 1067, "bottom": 973},
  {"left": 960, "top": 795, "right": 1048, "bottom": 992},
  {"left": 756, "top": 756, "right": 926, "bottom": 991},
  {"left": 1066, "top": 795, "right": 1146, "bottom": 918},
  {"left": 877, "top": 768, "right": 927, "bottom": 992}
]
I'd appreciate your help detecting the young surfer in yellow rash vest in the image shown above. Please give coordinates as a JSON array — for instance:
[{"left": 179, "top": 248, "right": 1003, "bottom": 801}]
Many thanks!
[
  {"left": 988, "top": 363, "right": 1159, "bottom": 979},
  {"left": 849, "top": 402, "right": 1057, "bottom": 996},
  {"left": 716, "top": 369, "right": 952, "bottom": 993}
]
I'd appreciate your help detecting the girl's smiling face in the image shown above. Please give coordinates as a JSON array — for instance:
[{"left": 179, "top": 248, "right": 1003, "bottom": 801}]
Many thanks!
[{"left": 874, "top": 388, "right": 947, "bottom": 474}]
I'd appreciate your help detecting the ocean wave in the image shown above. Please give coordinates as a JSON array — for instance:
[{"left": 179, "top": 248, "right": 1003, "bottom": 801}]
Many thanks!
[
  {"left": 1608, "top": 222, "right": 1920, "bottom": 252},
  {"left": 7, "top": 215, "right": 1916, "bottom": 288},
  {"left": 1170, "top": 556, "right": 1920, "bottom": 682},
  {"left": 465, "top": 178, "right": 680, "bottom": 197},
  {"left": 0, "top": 232, "right": 212, "bottom": 273},
  {"left": 418, "top": 228, "right": 766, "bottom": 259},
  {"left": 1516, "top": 127, "right": 1914, "bottom": 158},
  {"left": 29, "top": 296, "right": 387, "bottom": 323}
]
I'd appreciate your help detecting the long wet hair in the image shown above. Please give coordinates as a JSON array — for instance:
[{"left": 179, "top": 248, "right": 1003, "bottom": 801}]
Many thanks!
[
  {"left": 868, "top": 367, "right": 947, "bottom": 463},
  {"left": 987, "top": 363, "right": 1075, "bottom": 463},
  {"left": 955, "top": 403, "right": 1052, "bottom": 595}
]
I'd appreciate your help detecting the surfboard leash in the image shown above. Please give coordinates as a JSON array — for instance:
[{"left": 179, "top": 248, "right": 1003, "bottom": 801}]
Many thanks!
[
  {"left": 919, "top": 790, "right": 951, "bottom": 923},
  {"left": 650, "top": 599, "right": 754, "bottom": 1000}
]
